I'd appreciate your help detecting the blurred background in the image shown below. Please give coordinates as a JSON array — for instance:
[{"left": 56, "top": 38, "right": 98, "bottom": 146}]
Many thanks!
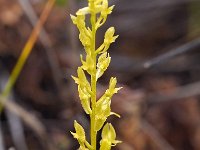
[{"left": 0, "top": 0, "right": 200, "bottom": 149}]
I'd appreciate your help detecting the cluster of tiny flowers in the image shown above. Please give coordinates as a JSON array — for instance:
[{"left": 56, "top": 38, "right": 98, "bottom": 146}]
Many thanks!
[{"left": 70, "top": 0, "right": 121, "bottom": 149}]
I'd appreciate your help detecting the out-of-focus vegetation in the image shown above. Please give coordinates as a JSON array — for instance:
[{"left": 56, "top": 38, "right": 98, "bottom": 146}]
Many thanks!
[
  {"left": 0, "top": 0, "right": 200, "bottom": 150},
  {"left": 56, "top": 0, "right": 67, "bottom": 6}
]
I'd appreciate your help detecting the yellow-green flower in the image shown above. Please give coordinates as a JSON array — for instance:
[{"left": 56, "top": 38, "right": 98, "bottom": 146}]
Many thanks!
[
  {"left": 70, "top": 0, "right": 121, "bottom": 149},
  {"left": 100, "top": 123, "right": 121, "bottom": 150},
  {"left": 72, "top": 67, "right": 92, "bottom": 114},
  {"left": 71, "top": 121, "right": 86, "bottom": 145}
]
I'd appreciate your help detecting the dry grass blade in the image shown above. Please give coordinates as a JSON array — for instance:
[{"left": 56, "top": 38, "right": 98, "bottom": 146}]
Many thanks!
[
  {"left": 0, "top": 0, "right": 56, "bottom": 112},
  {"left": 0, "top": 96, "right": 45, "bottom": 138},
  {"left": 0, "top": 96, "right": 56, "bottom": 150},
  {"left": 144, "top": 38, "right": 200, "bottom": 68},
  {"left": 18, "top": 0, "right": 63, "bottom": 90},
  {"left": 6, "top": 101, "right": 28, "bottom": 150}
]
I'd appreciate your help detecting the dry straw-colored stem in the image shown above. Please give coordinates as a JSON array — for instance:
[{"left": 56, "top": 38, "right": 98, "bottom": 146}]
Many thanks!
[{"left": 0, "top": 0, "right": 55, "bottom": 112}]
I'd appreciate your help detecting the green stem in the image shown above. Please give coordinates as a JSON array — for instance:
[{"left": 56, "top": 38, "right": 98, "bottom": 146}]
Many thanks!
[
  {"left": 90, "top": 0, "right": 97, "bottom": 149},
  {"left": 85, "top": 141, "right": 93, "bottom": 150}
]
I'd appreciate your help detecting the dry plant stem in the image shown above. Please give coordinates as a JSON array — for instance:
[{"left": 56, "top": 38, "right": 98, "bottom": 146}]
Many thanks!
[
  {"left": 0, "top": 96, "right": 45, "bottom": 138},
  {"left": 0, "top": 0, "right": 55, "bottom": 112},
  {"left": 143, "top": 37, "right": 200, "bottom": 68},
  {"left": 0, "top": 96, "right": 56, "bottom": 150},
  {"left": 18, "top": 0, "right": 63, "bottom": 91},
  {"left": 90, "top": 1, "right": 97, "bottom": 148}
]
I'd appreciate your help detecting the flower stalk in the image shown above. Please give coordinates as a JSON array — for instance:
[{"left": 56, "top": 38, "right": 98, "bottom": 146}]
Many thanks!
[{"left": 70, "top": 0, "right": 121, "bottom": 149}]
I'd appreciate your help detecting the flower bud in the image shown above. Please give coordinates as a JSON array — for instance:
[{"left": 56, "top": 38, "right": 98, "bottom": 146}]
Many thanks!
[
  {"left": 104, "top": 27, "right": 118, "bottom": 45},
  {"left": 71, "top": 121, "right": 86, "bottom": 143},
  {"left": 100, "top": 123, "right": 121, "bottom": 149}
]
